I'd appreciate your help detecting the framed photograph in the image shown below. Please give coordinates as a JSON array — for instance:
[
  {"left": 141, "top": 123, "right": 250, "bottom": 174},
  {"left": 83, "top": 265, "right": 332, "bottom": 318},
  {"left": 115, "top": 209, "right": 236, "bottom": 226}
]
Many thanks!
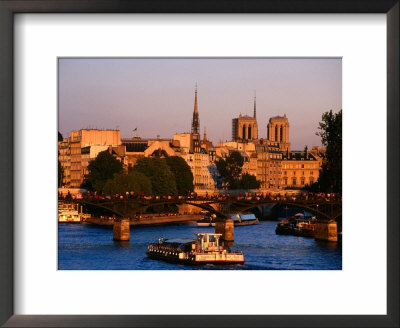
[{"left": 0, "top": 1, "right": 398, "bottom": 327}]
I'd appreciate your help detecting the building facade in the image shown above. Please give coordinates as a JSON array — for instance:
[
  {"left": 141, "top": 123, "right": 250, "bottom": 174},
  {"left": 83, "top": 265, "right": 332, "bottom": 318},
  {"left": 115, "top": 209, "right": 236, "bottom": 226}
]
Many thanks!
[
  {"left": 281, "top": 150, "right": 320, "bottom": 189},
  {"left": 59, "top": 129, "right": 122, "bottom": 187},
  {"left": 255, "top": 141, "right": 283, "bottom": 190}
]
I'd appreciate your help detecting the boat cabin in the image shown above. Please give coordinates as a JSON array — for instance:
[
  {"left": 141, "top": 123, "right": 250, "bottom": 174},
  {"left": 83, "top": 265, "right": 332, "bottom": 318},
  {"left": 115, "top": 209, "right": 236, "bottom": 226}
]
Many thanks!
[{"left": 195, "top": 233, "right": 222, "bottom": 252}]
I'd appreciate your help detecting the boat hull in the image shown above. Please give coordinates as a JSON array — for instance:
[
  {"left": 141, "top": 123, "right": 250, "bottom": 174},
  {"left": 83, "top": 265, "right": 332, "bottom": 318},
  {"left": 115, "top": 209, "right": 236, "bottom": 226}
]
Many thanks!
[
  {"left": 146, "top": 251, "right": 244, "bottom": 265},
  {"left": 197, "top": 217, "right": 258, "bottom": 227},
  {"left": 234, "top": 218, "right": 259, "bottom": 226}
]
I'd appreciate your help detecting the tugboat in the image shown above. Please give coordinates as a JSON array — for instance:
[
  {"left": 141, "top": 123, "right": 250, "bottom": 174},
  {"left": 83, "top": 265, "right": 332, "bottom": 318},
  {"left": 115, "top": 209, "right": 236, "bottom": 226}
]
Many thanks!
[{"left": 146, "top": 233, "right": 245, "bottom": 265}]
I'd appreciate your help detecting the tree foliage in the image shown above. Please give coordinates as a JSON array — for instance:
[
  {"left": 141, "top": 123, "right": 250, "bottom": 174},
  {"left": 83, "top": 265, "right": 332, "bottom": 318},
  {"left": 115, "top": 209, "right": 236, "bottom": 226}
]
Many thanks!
[
  {"left": 315, "top": 109, "right": 342, "bottom": 192},
  {"left": 86, "top": 151, "right": 123, "bottom": 191},
  {"left": 215, "top": 151, "right": 243, "bottom": 189},
  {"left": 133, "top": 157, "right": 178, "bottom": 195},
  {"left": 165, "top": 156, "right": 194, "bottom": 195},
  {"left": 215, "top": 151, "right": 260, "bottom": 190},
  {"left": 103, "top": 171, "right": 152, "bottom": 195},
  {"left": 237, "top": 172, "right": 261, "bottom": 190},
  {"left": 58, "top": 160, "right": 64, "bottom": 187}
]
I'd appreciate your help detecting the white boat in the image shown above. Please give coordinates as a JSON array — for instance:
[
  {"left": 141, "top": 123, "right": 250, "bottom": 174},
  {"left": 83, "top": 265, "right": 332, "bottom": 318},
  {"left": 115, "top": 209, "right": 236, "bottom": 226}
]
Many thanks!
[
  {"left": 146, "top": 233, "right": 245, "bottom": 264},
  {"left": 58, "top": 203, "right": 81, "bottom": 223}
]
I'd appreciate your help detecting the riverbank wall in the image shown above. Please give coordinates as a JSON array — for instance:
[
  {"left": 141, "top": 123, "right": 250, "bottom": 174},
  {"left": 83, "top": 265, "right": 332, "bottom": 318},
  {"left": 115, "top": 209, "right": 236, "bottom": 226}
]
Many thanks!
[{"left": 83, "top": 214, "right": 202, "bottom": 227}]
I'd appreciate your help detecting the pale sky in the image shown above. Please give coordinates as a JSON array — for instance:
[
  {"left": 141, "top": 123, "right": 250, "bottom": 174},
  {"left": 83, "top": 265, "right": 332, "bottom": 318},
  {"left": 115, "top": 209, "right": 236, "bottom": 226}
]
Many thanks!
[{"left": 59, "top": 58, "right": 341, "bottom": 150}]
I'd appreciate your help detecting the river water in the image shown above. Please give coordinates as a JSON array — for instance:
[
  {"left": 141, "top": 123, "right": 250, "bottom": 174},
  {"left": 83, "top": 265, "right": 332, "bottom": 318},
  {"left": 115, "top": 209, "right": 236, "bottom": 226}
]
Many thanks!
[{"left": 58, "top": 221, "right": 342, "bottom": 270}]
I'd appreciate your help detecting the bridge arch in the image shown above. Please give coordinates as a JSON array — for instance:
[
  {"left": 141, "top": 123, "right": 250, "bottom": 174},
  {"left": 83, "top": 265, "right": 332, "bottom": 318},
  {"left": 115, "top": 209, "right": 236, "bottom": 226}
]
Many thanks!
[
  {"left": 75, "top": 199, "right": 230, "bottom": 219},
  {"left": 231, "top": 201, "right": 341, "bottom": 220}
]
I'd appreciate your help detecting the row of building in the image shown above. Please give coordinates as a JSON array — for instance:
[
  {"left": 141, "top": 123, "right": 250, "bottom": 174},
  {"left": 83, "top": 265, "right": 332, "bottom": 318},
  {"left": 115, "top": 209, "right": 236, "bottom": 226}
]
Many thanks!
[{"left": 59, "top": 88, "right": 323, "bottom": 191}]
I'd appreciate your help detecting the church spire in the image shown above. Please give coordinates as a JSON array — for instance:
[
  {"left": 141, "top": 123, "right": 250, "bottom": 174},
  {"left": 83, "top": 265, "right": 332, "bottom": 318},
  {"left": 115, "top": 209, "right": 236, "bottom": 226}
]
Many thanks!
[
  {"left": 253, "top": 91, "right": 257, "bottom": 119},
  {"left": 194, "top": 83, "right": 198, "bottom": 114},
  {"left": 203, "top": 126, "right": 207, "bottom": 141},
  {"left": 191, "top": 83, "right": 200, "bottom": 134}
]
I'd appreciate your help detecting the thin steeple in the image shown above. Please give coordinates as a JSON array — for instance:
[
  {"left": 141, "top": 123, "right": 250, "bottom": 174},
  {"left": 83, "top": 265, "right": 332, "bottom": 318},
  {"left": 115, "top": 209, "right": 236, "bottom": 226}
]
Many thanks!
[
  {"left": 194, "top": 83, "right": 198, "bottom": 114},
  {"left": 191, "top": 83, "right": 200, "bottom": 134},
  {"left": 203, "top": 126, "right": 207, "bottom": 141}
]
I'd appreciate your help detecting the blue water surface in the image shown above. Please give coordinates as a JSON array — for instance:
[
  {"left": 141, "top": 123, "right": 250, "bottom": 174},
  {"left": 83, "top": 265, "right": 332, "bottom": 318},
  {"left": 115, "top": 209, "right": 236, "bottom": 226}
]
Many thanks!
[{"left": 58, "top": 221, "right": 342, "bottom": 270}]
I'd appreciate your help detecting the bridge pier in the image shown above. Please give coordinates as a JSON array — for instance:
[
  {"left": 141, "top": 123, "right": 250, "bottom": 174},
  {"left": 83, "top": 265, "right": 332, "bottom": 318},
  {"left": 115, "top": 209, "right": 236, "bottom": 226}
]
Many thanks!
[
  {"left": 315, "top": 220, "right": 337, "bottom": 242},
  {"left": 113, "top": 218, "right": 130, "bottom": 241},
  {"left": 215, "top": 218, "right": 234, "bottom": 242}
]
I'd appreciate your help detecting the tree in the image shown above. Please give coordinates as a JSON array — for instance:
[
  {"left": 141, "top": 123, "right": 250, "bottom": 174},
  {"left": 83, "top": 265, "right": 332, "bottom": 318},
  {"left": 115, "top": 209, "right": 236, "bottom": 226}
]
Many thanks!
[
  {"left": 315, "top": 109, "right": 342, "bottom": 192},
  {"left": 103, "top": 171, "right": 152, "bottom": 195},
  {"left": 165, "top": 156, "right": 194, "bottom": 195},
  {"left": 58, "top": 159, "right": 64, "bottom": 187},
  {"left": 133, "top": 157, "right": 177, "bottom": 195},
  {"left": 85, "top": 151, "right": 123, "bottom": 191},
  {"left": 216, "top": 151, "right": 247, "bottom": 189},
  {"left": 237, "top": 172, "right": 261, "bottom": 189},
  {"left": 58, "top": 131, "right": 64, "bottom": 187}
]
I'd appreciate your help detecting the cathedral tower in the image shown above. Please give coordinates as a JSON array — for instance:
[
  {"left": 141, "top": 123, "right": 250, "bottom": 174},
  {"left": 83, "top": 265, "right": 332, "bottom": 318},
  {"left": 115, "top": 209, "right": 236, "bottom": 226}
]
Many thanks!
[
  {"left": 232, "top": 95, "right": 258, "bottom": 141},
  {"left": 267, "top": 114, "right": 290, "bottom": 151}
]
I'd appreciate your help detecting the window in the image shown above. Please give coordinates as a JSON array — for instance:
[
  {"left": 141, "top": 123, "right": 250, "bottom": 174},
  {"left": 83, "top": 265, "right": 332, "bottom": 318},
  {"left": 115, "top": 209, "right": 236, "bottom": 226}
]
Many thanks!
[
  {"left": 293, "top": 171, "right": 296, "bottom": 175},
  {"left": 301, "top": 178, "right": 305, "bottom": 185},
  {"left": 284, "top": 171, "right": 287, "bottom": 175},
  {"left": 302, "top": 171, "right": 305, "bottom": 176},
  {"left": 310, "top": 171, "right": 314, "bottom": 176},
  {"left": 301, "top": 164, "right": 304, "bottom": 168},
  {"left": 292, "top": 178, "right": 296, "bottom": 185}
]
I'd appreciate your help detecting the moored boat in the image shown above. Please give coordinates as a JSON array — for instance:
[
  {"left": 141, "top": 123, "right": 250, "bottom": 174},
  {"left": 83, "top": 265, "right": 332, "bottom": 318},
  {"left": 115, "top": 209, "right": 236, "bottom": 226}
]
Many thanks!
[
  {"left": 230, "top": 213, "right": 259, "bottom": 226},
  {"left": 58, "top": 209, "right": 81, "bottom": 223},
  {"left": 196, "top": 213, "right": 216, "bottom": 227},
  {"left": 197, "top": 213, "right": 258, "bottom": 227},
  {"left": 146, "top": 233, "right": 245, "bottom": 264},
  {"left": 275, "top": 213, "right": 316, "bottom": 237},
  {"left": 275, "top": 218, "right": 293, "bottom": 235},
  {"left": 58, "top": 203, "right": 81, "bottom": 223}
]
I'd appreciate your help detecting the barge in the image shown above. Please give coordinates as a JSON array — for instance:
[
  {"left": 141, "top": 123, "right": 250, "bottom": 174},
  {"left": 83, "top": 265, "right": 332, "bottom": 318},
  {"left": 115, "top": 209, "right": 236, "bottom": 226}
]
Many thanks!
[
  {"left": 197, "top": 213, "right": 258, "bottom": 227},
  {"left": 146, "top": 233, "right": 245, "bottom": 264}
]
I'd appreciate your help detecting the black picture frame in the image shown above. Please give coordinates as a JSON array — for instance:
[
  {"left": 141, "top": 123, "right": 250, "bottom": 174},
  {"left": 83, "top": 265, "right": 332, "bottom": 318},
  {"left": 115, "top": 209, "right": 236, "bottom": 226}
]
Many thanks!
[{"left": 0, "top": 1, "right": 398, "bottom": 327}]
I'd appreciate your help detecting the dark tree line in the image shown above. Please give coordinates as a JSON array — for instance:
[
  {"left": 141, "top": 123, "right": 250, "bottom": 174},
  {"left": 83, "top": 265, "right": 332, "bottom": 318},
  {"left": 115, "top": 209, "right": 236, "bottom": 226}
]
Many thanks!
[{"left": 81, "top": 152, "right": 194, "bottom": 196}]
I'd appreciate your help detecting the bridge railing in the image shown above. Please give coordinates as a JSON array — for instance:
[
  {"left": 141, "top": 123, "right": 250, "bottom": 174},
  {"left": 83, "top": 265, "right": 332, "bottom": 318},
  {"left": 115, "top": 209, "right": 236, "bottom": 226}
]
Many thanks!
[{"left": 60, "top": 191, "right": 342, "bottom": 204}]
